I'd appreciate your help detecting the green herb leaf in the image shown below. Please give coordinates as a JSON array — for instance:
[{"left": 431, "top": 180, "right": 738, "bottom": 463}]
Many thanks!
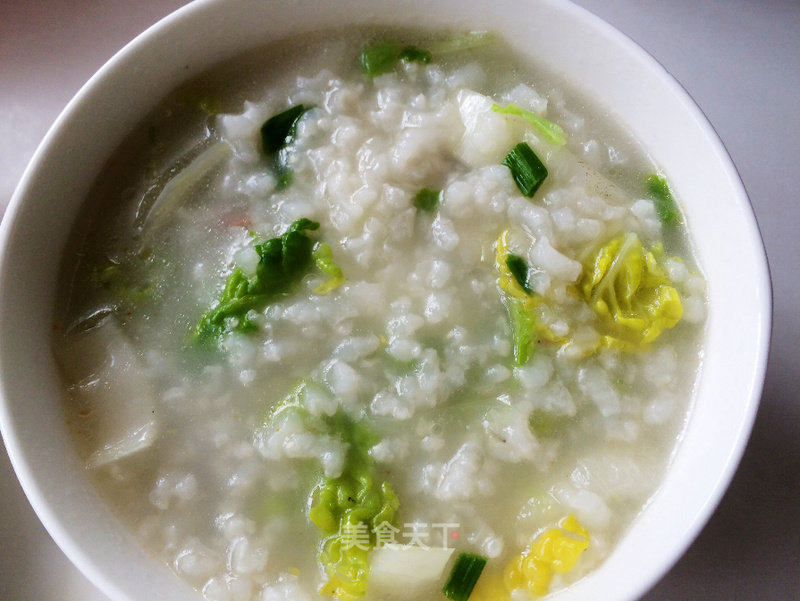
[
  {"left": 503, "top": 142, "right": 548, "bottom": 197},
  {"left": 414, "top": 188, "right": 441, "bottom": 212},
  {"left": 492, "top": 103, "right": 566, "bottom": 146},
  {"left": 443, "top": 552, "right": 487, "bottom": 601},
  {"left": 646, "top": 173, "right": 681, "bottom": 225}
]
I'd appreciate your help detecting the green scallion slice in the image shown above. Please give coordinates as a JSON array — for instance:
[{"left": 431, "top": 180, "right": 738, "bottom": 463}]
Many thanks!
[
  {"left": 360, "top": 41, "right": 432, "bottom": 77},
  {"left": 503, "top": 142, "right": 548, "bottom": 197},
  {"left": 505, "top": 253, "right": 531, "bottom": 293},
  {"left": 399, "top": 45, "right": 432, "bottom": 63},
  {"left": 427, "top": 31, "right": 494, "bottom": 55},
  {"left": 414, "top": 188, "right": 441, "bottom": 212},
  {"left": 443, "top": 552, "right": 487, "bottom": 601},
  {"left": 646, "top": 173, "right": 681, "bottom": 225},
  {"left": 360, "top": 41, "right": 401, "bottom": 77}
]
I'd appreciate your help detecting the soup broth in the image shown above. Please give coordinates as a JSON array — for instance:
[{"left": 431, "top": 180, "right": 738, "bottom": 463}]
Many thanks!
[{"left": 54, "top": 28, "right": 706, "bottom": 601}]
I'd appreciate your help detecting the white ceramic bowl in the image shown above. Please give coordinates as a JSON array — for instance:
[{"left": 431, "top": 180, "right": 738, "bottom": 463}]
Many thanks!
[{"left": 0, "top": 1, "right": 770, "bottom": 600}]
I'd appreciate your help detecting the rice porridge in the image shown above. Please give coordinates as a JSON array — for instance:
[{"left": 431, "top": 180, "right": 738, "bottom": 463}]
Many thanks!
[{"left": 54, "top": 28, "right": 706, "bottom": 601}]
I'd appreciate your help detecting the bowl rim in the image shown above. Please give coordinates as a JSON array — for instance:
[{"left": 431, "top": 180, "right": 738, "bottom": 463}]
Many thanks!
[{"left": 0, "top": 0, "right": 772, "bottom": 600}]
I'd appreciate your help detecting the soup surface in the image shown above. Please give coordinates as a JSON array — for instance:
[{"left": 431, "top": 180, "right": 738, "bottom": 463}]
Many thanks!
[{"left": 55, "top": 28, "right": 706, "bottom": 601}]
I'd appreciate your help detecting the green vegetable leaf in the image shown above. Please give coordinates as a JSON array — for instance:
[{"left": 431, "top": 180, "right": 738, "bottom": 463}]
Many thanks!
[
  {"left": 501, "top": 252, "right": 536, "bottom": 364},
  {"left": 261, "top": 105, "right": 309, "bottom": 155},
  {"left": 495, "top": 231, "right": 540, "bottom": 366},
  {"left": 502, "top": 142, "right": 548, "bottom": 198},
  {"left": 260, "top": 105, "right": 311, "bottom": 189},
  {"left": 529, "top": 409, "right": 575, "bottom": 438},
  {"left": 443, "top": 552, "right": 487, "bottom": 601},
  {"left": 260, "top": 382, "right": 399, "bottom": 601},
  {"left": 90, "top": 261, "right": 154, "bottom": 309},
  {"left": 646, "top": 173, "right": 681, "bottom": 226},
  {"left": 505, "top": 296, "right": 535, "bottom": 366},
  {"left": 194, "top": 218, "right": 320, "bottom": 342},
  {"left": 359, "top": 41, "right": 431, "bottom": 77},
  {"left": 414, "top": 188, "right": 441, "bottom": 212},
  {"left": 492, "top": 103, "right": 566, "bottom": 146},
  {"left": 312, "top": 242, "right": 345, "bottom": 294}
]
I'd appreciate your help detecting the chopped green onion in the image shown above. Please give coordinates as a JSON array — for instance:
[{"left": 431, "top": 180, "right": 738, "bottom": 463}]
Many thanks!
[
  {"left": 414, "top": 188, "right": 441, "bottom": 212},
  {"left": 503, "top": 142, "right": 548, "bottom": 197},
  {"left": 399, "top": 45, "right": 432, "bottom": 64},
  {"left": 427, "top": 31, "right": 495, "bottom": 55},
  {"left": 260, "top": 105, "right": 309, "bottom": 155},
  {"left": 646, "top": 173, "right": 681, "bottom": 225},
  {"left": 360, "top": 41, "right": 401, "bottom": 77},
  {"left": 359, "top": 41, "right": 431, "bottom": 78},
  {"left": 505, "top": 253, "right": 531, "bottom": 293},
  {"left": 492, "top": 103, "right": 566, "bottom": 146},
  {"left": 442, "top": 552, "right": 487, "bottom": 601}
]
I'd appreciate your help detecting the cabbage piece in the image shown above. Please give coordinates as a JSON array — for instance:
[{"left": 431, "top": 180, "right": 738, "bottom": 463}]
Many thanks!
[
  {"left": 369, "top": 545, "right": 454, "bottom": 593},
  {"left": 491, "top": 103, "right": 566, "bottom": 146},
  {"left": 494, "top": 230, "right": 565, "bottom": 365},
  {"left": 309, "top": 411, "right": 400, "bottom": 600},
  {"left": 313, "top": 242, "right": 345, "bottom": 294},
  {"left": 580, "top": 233, "right": 682, "bottom": 349},
  {"left": 426, "top": 30, "right": 495, "bottom": 55},
  {"left": 505, "top": 514, "right": 589, "bottom": 597},
  {"left": 260, "top": 384, "right": 399, "bottom": 600},
  {"left": 56, "top": 316, "right": 157, "bottom": 468},
  {"left": 194, "top": 218, "right": 320, "bottom": 342},
  {"left": 457, "top": 90, "right": 515, "bottom": 168},
  {"left": 495, "top": 230, "right": 537, "bottom": 366},
  {"left": 139, "top": 140, "right": 231, "bottom": 237},
  {"left": 468, "top": 515, "right": 589, "bottom": 601}
]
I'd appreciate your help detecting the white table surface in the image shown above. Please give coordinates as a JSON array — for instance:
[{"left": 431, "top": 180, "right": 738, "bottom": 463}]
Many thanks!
[{"left": 1, "top": 1, "right": 798, "bottom": 599}]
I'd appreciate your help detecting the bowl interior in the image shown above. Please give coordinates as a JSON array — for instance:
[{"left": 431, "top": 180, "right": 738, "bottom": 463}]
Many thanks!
[{"left": 0, "top": 1, "right": 770, "bottom": 600}]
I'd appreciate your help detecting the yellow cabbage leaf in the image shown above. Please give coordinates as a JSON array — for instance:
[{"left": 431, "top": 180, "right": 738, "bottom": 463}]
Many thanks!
[
  {"left": 506, "top": 514, "right": 589, "bottom": 597},
  {"left": 469, "top": 514, "right": 590, "bottom": 600},
  {"left": 580, "top": 232, "right": 682, "bottom": 350}
]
